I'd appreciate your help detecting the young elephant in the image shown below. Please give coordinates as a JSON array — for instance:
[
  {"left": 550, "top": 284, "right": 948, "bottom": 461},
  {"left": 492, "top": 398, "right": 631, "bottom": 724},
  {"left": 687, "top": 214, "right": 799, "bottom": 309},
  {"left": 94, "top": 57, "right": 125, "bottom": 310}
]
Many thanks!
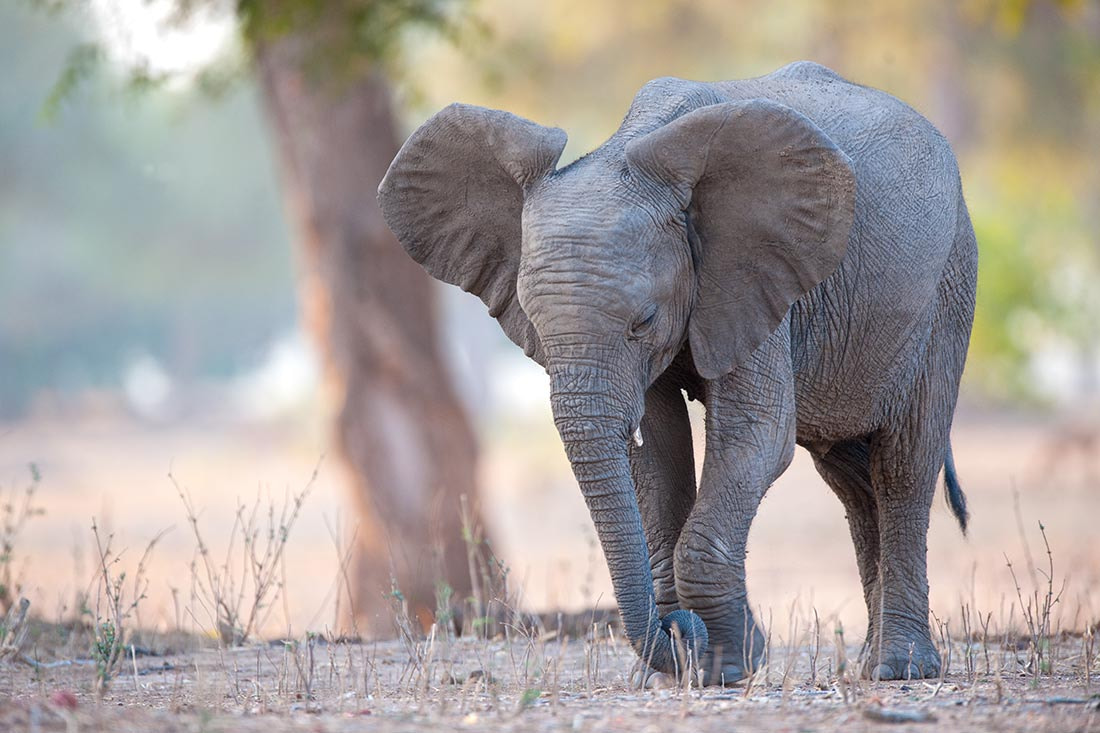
[{"left": 378, "top": 61, "right": 976, "bottom": 684}]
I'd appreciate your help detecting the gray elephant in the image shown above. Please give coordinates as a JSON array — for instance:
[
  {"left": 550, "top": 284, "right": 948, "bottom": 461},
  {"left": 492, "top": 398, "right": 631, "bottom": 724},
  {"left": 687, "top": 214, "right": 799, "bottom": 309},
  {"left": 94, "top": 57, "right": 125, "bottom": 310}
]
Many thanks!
[{"left": 378, "top": 61, "right": 976, "bottom": 684}]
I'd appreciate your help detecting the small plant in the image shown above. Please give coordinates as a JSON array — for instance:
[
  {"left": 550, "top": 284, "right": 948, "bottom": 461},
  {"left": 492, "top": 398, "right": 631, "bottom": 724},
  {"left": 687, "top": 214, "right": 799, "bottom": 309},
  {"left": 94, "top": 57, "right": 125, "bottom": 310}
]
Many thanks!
[
  {"left": 91, "top": 619, "right": 119, "bottom": 684},
  {"left": 389, "top": 580, "right": 420, "bottom": 670},
  {"left": 174, "top": 464, "right": 317, "bottom": 645},
  {"left": 834, "top": 622, "right": 854, "bottom": 704},
  {"left": 1084, "top": 622, "right": 1096, "bottom": 691},
  {"left": 435, "top": 581, "right": 455, "bottom": 634},
  {"left": 807, "top": 607, "right": 821, "bottom": 687},
  {"left": 458, "top": 494, "right": 520, "bottom": 640},
  {"left": 0, "top": 463, "right": 45, "bottom": 614},
  {"left": 87, "top": 520, "right": 163, "bottom": 695},
  {"left": 1004, "top": 521, "right": 1065, "bottom": 681},
  {"left": 515, "top": 686, "right": 541, "bottom": 713}
]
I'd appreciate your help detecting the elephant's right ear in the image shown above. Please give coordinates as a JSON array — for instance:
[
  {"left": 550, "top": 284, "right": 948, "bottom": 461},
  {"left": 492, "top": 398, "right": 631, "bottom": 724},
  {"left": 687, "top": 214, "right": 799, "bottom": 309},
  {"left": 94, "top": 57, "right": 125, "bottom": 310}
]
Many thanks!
[{"left": 378, "top": 103, "right": 567, "bottom": 366}]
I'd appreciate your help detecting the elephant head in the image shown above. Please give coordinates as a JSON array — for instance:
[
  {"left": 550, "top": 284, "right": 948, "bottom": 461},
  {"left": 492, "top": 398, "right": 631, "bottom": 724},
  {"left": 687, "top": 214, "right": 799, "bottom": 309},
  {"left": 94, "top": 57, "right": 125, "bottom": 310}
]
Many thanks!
[{"left": 377, "top": 100, "right": 855, "bottom": 674}]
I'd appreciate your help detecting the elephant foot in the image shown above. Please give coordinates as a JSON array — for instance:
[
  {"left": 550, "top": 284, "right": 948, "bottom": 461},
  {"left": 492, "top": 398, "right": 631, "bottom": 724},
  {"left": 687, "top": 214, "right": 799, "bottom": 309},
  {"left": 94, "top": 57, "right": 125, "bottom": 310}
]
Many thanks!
[
  {"left": 629, "top": 667, "right": 678, "bottom": 689},
  {"left": 699, "top": 642, "right": 767, "bottom": 686},
  {"left": 863, "top": 638, "right": 941, "bottom": 681},
  {"left": 696, "top": 620, "right": 767, "bottom": 686},
  {"left": 701, "top": 661, "right": 752, "bottom": 686},
  {"left": 635, "top": 662, "right": 753, "bottom": 689}
]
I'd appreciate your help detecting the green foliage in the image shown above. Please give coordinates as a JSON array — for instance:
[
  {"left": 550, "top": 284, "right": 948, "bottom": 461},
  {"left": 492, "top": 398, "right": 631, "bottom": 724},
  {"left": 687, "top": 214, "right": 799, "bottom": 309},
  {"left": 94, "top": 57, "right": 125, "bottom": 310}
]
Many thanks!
[
  {"left": 40, "top": 42, "right": 101, "bottom": 121},
  {"left": 4, "top": 0, "right": 486, "bottom": 416},
  {"left": 91, "top": 619, "right": 120, "bottom": 688},
  {"left": 237, "top": 0, "right": 473, "bottom": 70},
  {"left": 517, "top": 687, "right": 541, "bottom": 709},
  {"left": 435, "top": 581, "right": 455, "bottom": 630},
  {"left": 968, "top": 214, "right": 1047, "bottom": 400},
  {"left": 35, "top": 0, "right": 479, "bottom": 98}
]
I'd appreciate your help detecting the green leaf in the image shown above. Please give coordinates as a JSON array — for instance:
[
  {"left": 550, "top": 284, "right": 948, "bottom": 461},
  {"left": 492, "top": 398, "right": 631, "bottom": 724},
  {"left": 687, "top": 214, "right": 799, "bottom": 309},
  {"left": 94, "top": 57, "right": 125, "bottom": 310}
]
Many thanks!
[
  {"left": 40, "top": 42, "right": 101, "bottom": 121},
  {"left": 518, "top": 688, "right": 541, "bottom": 709}
]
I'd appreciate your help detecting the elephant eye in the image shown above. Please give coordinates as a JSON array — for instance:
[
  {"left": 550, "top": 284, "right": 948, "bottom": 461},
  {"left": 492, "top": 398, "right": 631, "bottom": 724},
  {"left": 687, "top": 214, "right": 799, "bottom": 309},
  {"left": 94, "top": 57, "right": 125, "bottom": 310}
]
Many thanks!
[{"left": 629, "top": 305, "right": 658, "bottom": 338}]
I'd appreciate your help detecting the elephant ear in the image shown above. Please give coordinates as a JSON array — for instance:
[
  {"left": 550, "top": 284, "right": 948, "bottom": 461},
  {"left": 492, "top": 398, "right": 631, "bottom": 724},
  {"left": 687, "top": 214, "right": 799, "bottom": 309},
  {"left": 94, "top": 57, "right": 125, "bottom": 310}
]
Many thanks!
[
  {"left": 378, "top": 103, "right": 567, "bottom": 366},
  {"left": 625, "top": 99, "right": 855, "bottom": 379}
]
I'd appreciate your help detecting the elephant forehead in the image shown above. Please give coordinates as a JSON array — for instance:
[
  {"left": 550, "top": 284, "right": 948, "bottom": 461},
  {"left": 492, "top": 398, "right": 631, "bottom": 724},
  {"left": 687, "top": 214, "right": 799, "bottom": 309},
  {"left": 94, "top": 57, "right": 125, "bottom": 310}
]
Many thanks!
[
  {"left": 519, "top": 213, "right": 655, "bottom": 290},
  {"left": 518, "top": 244, "right": 651, "bottom": 292},
  {"left": 516, "top": 242, "right": 654, "bottom": 318},
  {"left": 522, "top": 201, "right": 657, "bottom": 252}
]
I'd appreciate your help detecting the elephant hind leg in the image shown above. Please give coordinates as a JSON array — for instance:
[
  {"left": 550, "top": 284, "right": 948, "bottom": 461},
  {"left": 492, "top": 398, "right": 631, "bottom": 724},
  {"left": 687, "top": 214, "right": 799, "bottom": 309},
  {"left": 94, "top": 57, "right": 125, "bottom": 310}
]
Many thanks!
[
  {"left": 811, "top": 439, "right": 881, "bottom": 640},
  {"left": 864, "top": 421, "right": 946, "bottom": 681},
  {"left": 862, "top": 210, "right": 974, "bottom": 681}
]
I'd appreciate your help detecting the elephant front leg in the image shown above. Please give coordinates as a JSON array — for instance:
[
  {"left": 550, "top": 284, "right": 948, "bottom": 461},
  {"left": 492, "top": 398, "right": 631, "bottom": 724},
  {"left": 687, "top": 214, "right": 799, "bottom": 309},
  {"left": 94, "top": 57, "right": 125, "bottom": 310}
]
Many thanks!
[
  {"left": 628, "top": 371, "right": 697, "bottom": 616},
  {"left": 674, "top": 333, "right": 796, "bottom": 685}
]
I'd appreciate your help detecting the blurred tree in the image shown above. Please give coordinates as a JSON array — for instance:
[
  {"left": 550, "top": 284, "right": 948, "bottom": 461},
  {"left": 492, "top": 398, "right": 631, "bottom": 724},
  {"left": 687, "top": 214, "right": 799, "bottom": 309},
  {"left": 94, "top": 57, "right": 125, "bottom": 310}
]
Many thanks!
[
  {"left": 239, "top": 1, "right": 482, "bottom": 631},
  {"left": 32, "top": 0, "right": 487, "bottom": 632}
]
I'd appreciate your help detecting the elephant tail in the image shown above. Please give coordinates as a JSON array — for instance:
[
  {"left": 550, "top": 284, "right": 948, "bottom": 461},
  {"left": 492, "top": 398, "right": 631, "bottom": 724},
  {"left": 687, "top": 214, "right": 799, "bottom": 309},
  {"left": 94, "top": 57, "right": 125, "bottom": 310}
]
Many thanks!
[{"left": 944, "top": 443, "right": 969, "bottom": 534}]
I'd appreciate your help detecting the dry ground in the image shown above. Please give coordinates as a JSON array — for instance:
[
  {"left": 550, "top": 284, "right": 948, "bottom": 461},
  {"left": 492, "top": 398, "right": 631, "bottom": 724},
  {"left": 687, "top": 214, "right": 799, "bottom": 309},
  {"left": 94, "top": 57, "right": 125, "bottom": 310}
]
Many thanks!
[
  {"left": 1, "top": 631, "right": 1098, "bottom": 732},
  {"left": 1, "top": 407, "right": 1098, "bottom": 730}
]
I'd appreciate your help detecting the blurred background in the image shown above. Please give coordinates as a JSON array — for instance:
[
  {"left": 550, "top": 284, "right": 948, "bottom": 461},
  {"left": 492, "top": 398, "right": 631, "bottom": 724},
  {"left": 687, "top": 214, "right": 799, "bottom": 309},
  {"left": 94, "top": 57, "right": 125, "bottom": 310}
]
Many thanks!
[{"left": 1, "top": 0, "right": 1098, "bottom": 641}]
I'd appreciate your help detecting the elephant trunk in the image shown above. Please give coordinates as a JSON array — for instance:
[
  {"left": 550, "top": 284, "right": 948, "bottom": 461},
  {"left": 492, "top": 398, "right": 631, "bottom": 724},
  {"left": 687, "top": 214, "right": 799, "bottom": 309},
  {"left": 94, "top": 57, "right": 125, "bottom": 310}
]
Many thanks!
[{"left": 549, "top": 365, "right": 707, "bottom": 675}]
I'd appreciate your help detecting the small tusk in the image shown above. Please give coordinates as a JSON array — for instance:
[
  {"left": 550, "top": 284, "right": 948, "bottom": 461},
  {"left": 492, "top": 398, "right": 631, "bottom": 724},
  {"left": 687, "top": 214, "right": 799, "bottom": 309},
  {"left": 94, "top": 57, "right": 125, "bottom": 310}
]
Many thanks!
[{"left": 632, "top": 426, "right": 644, "bottom": 447}]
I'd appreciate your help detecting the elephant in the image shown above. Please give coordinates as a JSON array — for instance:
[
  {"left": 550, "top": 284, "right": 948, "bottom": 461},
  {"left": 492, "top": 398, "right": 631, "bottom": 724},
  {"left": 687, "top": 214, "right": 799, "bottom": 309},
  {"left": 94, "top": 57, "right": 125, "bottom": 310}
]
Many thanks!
[{"left": 377, "top": 61, "right": 976, "bottom": 685}]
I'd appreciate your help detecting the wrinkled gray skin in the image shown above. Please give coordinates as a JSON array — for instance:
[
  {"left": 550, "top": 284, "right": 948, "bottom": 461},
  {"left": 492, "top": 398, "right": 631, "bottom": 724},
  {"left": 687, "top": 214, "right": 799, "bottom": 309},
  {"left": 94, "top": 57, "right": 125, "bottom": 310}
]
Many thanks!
[{"left": 378, "top": 62, "right": 977, "bottom": 685}]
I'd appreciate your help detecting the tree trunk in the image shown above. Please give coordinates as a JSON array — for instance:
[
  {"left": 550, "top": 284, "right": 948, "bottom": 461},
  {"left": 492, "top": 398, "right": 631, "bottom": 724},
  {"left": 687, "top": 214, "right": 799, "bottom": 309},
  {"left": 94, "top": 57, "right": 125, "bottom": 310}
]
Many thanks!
[{"left": 255, "top": 34, "right": 480, "bottom": 634}]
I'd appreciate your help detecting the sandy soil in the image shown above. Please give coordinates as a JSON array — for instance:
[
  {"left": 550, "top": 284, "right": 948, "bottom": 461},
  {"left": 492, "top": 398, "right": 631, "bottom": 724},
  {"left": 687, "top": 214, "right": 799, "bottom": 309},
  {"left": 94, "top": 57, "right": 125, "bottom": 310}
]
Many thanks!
[{"left": 1, "top": 633, "right": 1097, "bottom": 732}]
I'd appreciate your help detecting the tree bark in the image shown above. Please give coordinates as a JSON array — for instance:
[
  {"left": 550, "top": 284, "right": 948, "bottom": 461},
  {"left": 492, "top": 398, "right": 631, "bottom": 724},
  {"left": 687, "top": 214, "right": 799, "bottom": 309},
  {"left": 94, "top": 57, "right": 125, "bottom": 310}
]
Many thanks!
[{"left": 254, "top": 33, "right": 480, "bottom": 634}]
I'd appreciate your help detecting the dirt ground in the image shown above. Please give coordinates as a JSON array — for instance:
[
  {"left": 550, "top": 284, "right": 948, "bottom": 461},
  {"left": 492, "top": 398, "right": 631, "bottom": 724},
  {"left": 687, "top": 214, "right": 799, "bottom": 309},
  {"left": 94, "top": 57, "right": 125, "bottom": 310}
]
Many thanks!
[
  {"left": 1, "top": 407, "right": 1098, "bottom": 730},
  {"left": 1, "top": 632, "right": 1098, "bottom": 732}
]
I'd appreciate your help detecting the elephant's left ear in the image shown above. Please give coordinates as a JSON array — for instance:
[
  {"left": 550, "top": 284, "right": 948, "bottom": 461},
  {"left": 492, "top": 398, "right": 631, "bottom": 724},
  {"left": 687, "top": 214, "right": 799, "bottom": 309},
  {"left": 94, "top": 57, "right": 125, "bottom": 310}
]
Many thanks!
[
  {"left": 625, "top": 100, "right": 855, "bottom": 380},
  {"left": 378, "top": 104, "right": 567, "bottom": 367}
]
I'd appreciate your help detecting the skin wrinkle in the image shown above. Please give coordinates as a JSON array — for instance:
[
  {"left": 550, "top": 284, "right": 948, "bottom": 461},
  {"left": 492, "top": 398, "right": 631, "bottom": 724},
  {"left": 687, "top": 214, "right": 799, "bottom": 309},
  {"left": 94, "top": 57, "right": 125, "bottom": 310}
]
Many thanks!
[{"left": 379, "top": 62, "right": 977, "bottom": 683}]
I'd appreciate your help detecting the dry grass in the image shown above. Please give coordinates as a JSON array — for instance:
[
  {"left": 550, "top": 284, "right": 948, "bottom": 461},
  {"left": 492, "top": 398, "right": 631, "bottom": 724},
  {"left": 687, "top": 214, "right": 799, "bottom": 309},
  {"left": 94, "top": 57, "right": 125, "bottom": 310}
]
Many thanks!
[
  {"left": 172, "top": 465, "right": 317, "bottom": 645},
  {"left": 1, "top": 618, "right": 1097, "bottom": 732},
  {"left": 0, "top": 410, "right": 1098, "bottom": 730},
  {"left": 0, "top": 500, "right": 1098, "bottom": 730}
]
